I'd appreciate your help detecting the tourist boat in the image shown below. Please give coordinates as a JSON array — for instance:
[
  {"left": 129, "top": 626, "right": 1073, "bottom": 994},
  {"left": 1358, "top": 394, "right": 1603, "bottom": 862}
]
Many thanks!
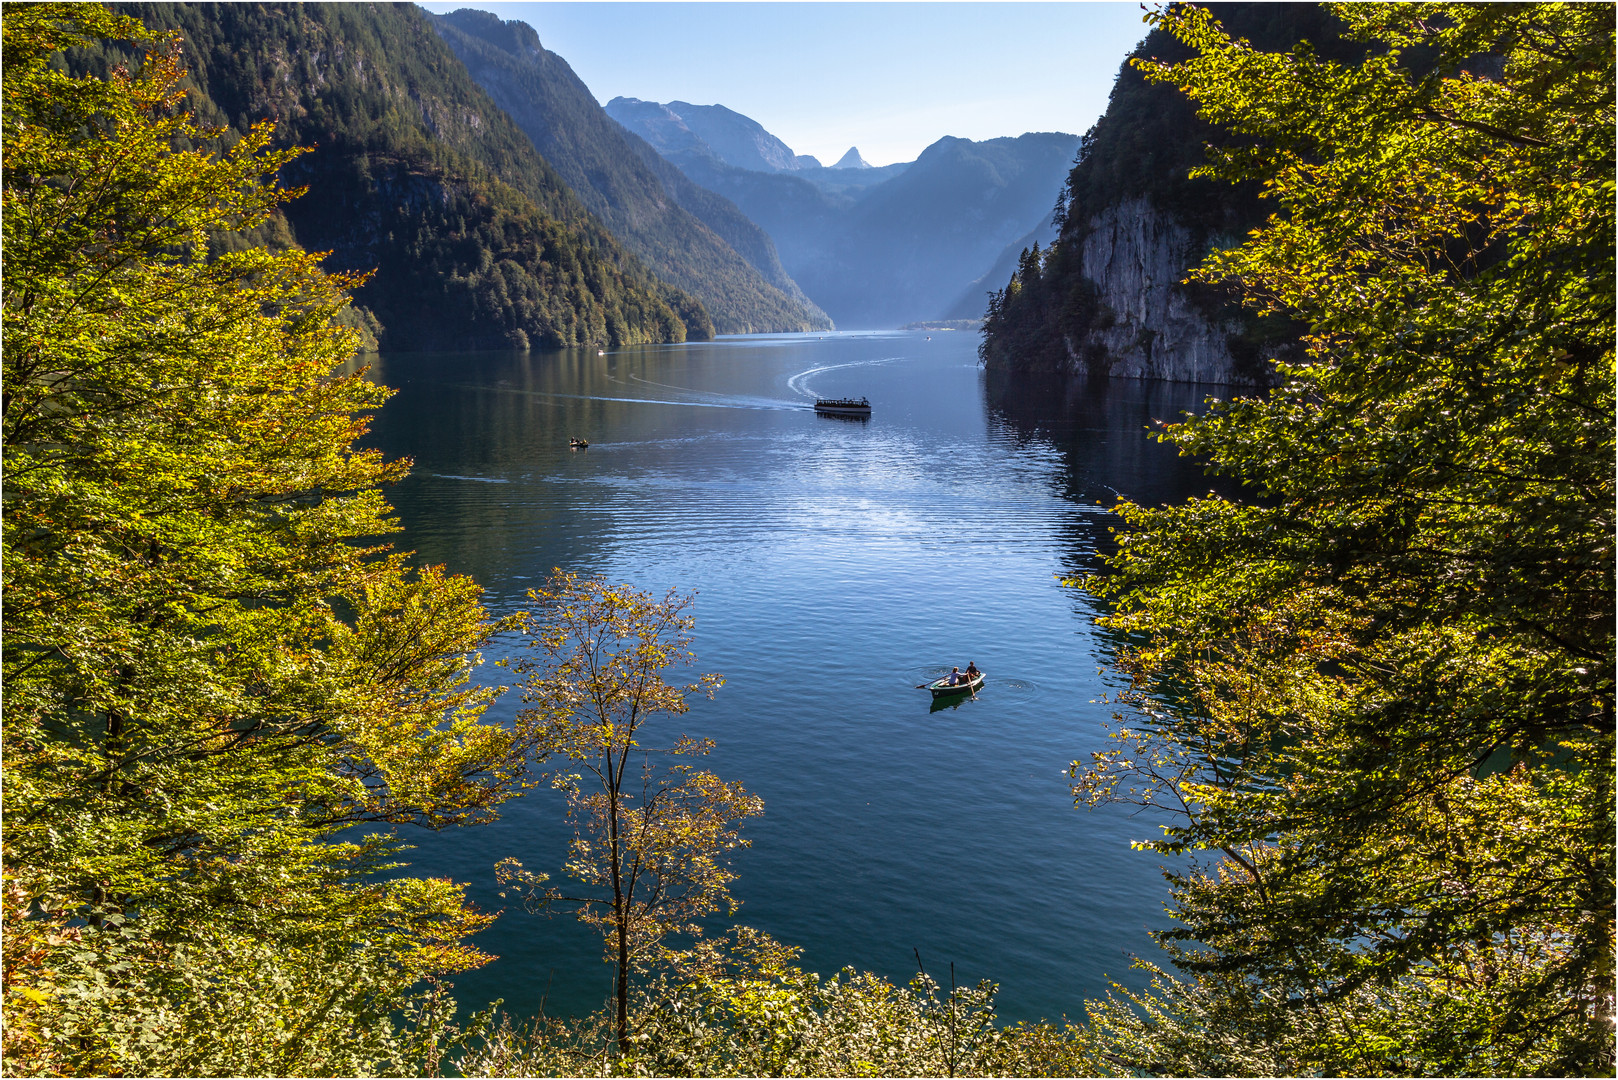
[
  {"left": 927, "top": 671, "right": 984, "bottom": 698},
  {"left": 814, "top": 396, "right": 871, "bottom": 416},
  {"left": 569, "top": 438, "right": 588, "bottom": 449}
]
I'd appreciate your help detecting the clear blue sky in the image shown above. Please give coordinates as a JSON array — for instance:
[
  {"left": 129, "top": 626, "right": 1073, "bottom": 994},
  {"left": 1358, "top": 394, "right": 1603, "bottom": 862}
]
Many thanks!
[{"left": 416, "top": 2, "right": 1150, "bottom": 166}]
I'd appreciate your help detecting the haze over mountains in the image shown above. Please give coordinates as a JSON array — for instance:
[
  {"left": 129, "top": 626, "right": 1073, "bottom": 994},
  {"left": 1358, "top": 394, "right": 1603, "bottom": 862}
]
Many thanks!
[
  {"left": 608, "top": 96, "right": 1079, "bottom": 329},
  {"left": 607, "top": 98, "right": 830, "bottom": 173}
]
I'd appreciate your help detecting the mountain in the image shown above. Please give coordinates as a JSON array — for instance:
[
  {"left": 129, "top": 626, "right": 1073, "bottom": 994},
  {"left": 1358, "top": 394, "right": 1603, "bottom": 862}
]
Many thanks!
[
  {"left": 979, "top": 4, "right": 1351, "bottom": 382},
  {"left": 813, "top": 133, "right": 1079, "bottom": 328},
  {"left": 623, "top": 128, "right": 1078, "bottom": 329},
  {"left": 610, "top": 132, "right": 821, "bottom": 310},
  {"left": 90, "top": 2, "right": 710, "bottom": 352},
  {"left": 432, "top": 10, "right": 829, "bottom": 333},
  {"left": 943, "top": 209, "right": 1060, "bottom": 321},
  {"left": 607, "top": 97, "right": 909, "bottom": 202},
  {"left": 609, "top": 97, "right": 822, "bottom": 173},
  {"left": 607, "top": 96, "right": 1076, "bottom": 328}
]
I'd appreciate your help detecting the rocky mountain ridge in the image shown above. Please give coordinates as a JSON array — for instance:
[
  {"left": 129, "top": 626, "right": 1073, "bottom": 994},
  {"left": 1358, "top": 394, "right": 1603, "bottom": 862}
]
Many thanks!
[
  {"left": 607, "top": 97, "right": 824, "bottom": 173},
  {"left": 831, "top": 147, "right": 872, "bottom": 169}
]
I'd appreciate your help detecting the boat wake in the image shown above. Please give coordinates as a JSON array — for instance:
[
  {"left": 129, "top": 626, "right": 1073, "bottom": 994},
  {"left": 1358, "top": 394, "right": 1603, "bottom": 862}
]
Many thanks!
[
  {"left": 787, "top": 356, "right": 907, "bottom": 401},
  {"left": 625, "top": 374, "right": 803, "bottom": 411},
  {"left": 462, "top": 382, "right": 801, "bottom": 411}
]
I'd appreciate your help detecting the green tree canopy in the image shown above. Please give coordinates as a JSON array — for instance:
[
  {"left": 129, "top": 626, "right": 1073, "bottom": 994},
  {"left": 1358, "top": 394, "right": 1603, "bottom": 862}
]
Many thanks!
[
  {"left": 2, "top": 6, "right": 535, "bottom": 1072},
  {"left": 1074, "top": 3, "right": 1614, "bottom": 1074}
]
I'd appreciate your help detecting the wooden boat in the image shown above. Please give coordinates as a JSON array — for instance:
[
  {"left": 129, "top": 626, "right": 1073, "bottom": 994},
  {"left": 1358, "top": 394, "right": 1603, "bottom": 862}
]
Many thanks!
[
  {"left": 814, "top": 396, "right": 871, "bottom": 416},
  {"left": 928, "top": 671, "right": 984, "bottom": 698}
]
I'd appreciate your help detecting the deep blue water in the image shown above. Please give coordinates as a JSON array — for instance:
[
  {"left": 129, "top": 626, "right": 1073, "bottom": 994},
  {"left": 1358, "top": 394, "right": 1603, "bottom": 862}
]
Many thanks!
[{"left": 358, "top": 331, "right": 1219, "bottom": 1026}]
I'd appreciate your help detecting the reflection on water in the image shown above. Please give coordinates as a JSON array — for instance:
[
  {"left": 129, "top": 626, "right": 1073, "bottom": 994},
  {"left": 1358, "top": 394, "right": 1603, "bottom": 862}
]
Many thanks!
[{"left": 357, "top": 333, "right": 1220, "bottom": 1025}]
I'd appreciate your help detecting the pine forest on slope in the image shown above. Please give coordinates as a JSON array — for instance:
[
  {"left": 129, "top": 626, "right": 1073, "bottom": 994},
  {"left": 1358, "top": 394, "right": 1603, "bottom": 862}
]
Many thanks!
[
  {"left": 95, "top": 2, "right": 712, "bottom": 352},
  {"left": 432, "top": 9, "right": 831, "bottom": 335}
]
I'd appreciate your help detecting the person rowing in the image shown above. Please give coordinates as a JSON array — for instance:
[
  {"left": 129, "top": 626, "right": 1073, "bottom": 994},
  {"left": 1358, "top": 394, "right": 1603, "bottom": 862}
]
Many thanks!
[{"left": 946, "top": 666, "right": 979, "bottom": 699}]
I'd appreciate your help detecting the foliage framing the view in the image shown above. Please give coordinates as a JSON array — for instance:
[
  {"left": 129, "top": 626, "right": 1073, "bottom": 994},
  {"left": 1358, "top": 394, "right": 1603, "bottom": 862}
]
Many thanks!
[
  {"left": 495, "top": 573, "right": 764, "bottom": 1053},
  {"left": 1072, "top": 3, "right": 1614, "bottom": 1074},
  {"left": 1, "top": 6, "right": 534, "bottom": 1073},
  {"left": 454, "top": 927, "right": 1095, "bottom": 1078}
]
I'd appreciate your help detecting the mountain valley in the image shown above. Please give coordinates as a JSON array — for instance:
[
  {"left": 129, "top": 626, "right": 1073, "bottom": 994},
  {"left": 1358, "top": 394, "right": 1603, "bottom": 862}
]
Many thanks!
[{"left": 608, "top": 96, "right": 1078, "bottom": 328}]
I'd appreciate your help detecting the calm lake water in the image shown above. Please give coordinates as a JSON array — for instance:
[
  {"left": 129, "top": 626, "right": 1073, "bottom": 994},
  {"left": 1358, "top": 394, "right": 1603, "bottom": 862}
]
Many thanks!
[{"left": 359, "top": 331, "right": 1219, "bottom": 1026}]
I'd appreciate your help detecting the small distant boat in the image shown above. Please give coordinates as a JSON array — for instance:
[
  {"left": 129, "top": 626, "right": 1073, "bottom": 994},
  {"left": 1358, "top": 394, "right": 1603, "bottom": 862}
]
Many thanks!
[
  {"left": 570, "top": 438, "right": 588, "bottom": 449},
  {"left": 927, "top": 671, "right": 984, "bottom": 698},
  {"left": 814, "top": 396, "right": 871, "bottom": 416},
  {"left": 597, "top": 349, "right": 605, "bottom": 356}
]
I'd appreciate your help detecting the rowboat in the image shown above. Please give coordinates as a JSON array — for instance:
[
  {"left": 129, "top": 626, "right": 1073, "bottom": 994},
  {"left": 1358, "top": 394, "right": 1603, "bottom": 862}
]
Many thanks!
[
  {"left": 928, "top": 672, "right": 984, "bottom": 698},
  {"left": 814, "top": 396, "right": 871, "bottom": 416}
]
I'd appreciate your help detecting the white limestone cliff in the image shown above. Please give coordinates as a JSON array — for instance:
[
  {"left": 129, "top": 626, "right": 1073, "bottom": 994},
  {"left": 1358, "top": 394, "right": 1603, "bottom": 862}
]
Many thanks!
[{"left": 1063, "top": 198, "right": 1252, "bottom": 384}]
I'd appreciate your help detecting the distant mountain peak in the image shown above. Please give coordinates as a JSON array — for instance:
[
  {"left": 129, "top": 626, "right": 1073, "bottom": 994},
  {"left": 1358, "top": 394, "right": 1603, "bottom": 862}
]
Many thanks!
[
  {"left": 605, "top": 98, "right": 820, "bottom": 173},
  {"left": 832, "top": 146, "right": 871, "bottom": 169}
]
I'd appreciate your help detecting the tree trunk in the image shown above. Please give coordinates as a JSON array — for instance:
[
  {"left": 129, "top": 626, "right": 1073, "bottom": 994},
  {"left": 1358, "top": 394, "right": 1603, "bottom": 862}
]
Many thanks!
[{"left": 615, "top": 915, "right": 630, "bottom": 1051}]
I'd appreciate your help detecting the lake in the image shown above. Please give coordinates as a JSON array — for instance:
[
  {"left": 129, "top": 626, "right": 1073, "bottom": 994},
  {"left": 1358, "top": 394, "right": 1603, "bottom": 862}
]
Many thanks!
[{"left": 359, "top": 330, "right": 1219, "bottom": 1026}]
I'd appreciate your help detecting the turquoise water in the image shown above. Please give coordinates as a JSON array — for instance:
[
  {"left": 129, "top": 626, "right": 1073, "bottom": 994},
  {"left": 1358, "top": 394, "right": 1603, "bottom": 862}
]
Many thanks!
[{"left": 360, "top": 331, "right": 1216, "bottom": 1025}]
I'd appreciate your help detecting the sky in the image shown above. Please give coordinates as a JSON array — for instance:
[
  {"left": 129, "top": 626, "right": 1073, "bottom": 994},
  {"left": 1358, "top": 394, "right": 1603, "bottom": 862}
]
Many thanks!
[{"left": 416, "top": 2, "right": 1151, "bottom": 167}]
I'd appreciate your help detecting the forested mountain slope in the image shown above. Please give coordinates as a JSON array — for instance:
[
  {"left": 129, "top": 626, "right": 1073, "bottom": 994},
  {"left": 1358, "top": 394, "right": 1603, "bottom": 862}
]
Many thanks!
[
  {"left": 979, "top": 4, "right": 1346, "bottom": 382},
  {"left": 96, "top": 2, "right": 711, "bottom": 351},
  {"left": 432, "top": 8, "right": 830, "bottom": 334},
  {"left": 613, "top": 128, "right": 820, "bottom": 310}
]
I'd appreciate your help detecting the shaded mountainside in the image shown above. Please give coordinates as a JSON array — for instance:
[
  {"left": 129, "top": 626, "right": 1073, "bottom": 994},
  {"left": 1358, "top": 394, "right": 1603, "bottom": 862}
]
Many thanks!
[
  {"left": 432, "top": 9, "right": 830, "bottom": 334},
  {"left": 607, "top": 97, "right": 822, "bottom": 173},
  {"left": 944, "top": 209, "right": 1059, "bottom": 321},
  {"left": 608, "top": 97, "right": 1077, "bottom": 330},
  {"left": 98, "top": 2, "right": 710, "bottom": 351},
  {"left": 979, "top": 4, "right": 1348, "bottom": 383},
  {"left": 817, "top": 133, "right": 1079, "bottom": 329},
  {"left": 613, "top": 130, "right": 817, "bottom": 309}
]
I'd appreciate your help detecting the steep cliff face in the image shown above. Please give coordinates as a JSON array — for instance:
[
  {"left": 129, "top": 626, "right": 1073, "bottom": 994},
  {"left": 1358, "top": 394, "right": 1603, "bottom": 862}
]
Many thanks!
[
  {"left": 980, "top": 4, "right": 1340, "bottom": 384},
  {"left": 1064, "top": 198, "right": 1244, "bottom": 382}
]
